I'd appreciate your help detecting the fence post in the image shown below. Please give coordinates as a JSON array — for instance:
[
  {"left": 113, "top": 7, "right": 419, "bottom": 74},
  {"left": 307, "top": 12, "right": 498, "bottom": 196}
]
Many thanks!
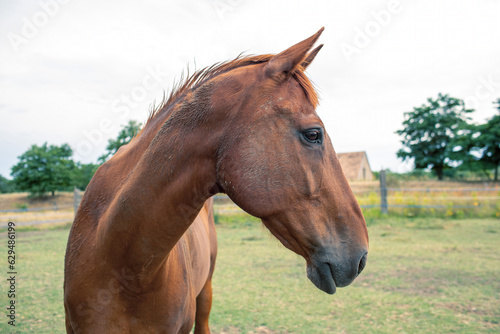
[
  {"left": 73, "top": 187, "right": 81, "bottom": 215},
  {"left": 380, "top": 169, "right": 388, "bottom": 214}
]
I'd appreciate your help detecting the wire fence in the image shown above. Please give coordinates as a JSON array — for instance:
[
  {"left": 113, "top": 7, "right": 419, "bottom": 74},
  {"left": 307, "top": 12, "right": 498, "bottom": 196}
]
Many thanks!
[
  {"left": 357, "top": 171, "right": 499, "bottom": 217},
  {"left": 1, "top": 179, "right": 499, "bottom": 227},
  {"left": 0, "top": 192, "right": 244, "bottom": 228}
]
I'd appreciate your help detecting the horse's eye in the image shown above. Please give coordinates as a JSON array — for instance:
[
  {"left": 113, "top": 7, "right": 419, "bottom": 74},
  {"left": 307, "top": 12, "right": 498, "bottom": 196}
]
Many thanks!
[{"left": 303, "top": 130, "right": 322, "bottom": 143}]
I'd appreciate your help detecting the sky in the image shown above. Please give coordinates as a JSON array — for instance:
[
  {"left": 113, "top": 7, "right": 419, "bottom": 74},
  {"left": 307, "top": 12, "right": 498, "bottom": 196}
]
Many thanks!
[{"left": 1, "top": 0, "right": 499, "bottom": 179}]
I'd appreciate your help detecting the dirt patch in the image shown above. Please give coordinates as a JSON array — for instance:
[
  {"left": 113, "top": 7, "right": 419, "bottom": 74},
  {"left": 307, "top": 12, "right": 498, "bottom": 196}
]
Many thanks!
[
  {"left": 0, "top": 192, "right": 74, "bottom": 210},
  {"left": 215, "top": 326, "right": 286, "bottom": 334},
  {"left": 436, "top": 302, "right": 500, "bottom": 329},
  {"left": 357, "top": 266, "right": 499, "bottom": 296},
  {"left": 437, "top": 302, "right": 488, "bottom": 316}
]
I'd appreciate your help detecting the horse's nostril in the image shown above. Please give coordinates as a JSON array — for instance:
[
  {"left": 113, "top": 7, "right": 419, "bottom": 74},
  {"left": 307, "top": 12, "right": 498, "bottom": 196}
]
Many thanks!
[{"left": 357, "top": 253, "right": 367, "bottom": 275}]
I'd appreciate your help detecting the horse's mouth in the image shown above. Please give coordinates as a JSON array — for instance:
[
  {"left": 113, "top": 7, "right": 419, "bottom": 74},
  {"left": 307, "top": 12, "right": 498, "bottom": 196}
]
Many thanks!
[
  {"left": 306, "top": 251, "right": 368, "bottom": 294},
  {"left": 306, "top": 262, "right": 337, "bottom": 294}
]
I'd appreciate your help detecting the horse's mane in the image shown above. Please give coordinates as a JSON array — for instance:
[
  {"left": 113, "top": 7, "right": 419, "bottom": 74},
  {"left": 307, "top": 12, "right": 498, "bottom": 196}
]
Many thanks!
[{"left": 147, "top": 54, "right": 319, "bottom": 123}]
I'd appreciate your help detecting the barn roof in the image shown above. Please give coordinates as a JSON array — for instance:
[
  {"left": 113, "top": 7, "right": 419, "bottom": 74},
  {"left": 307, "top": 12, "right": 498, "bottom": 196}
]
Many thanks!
[{"left": 336, "top": 151, "right": 371, "bottom": 180}]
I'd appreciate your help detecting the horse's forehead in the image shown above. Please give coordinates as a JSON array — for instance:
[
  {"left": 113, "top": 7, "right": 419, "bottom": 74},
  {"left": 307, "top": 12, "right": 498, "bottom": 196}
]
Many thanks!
[
  {"left": 271, "top": 89, "right": 317, "bottom": 117},
  {"left": 281, "top": 77, "right": 315, "bottom": 105},
  {"left": 228, "top": 65, "right": 317, "bottom": 116}
]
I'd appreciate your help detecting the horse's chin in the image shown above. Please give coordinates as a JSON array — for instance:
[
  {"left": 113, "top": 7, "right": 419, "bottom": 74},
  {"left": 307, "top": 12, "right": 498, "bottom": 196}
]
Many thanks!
[{"left": 306, "top": 262, "right": 337, "bottom": 295}]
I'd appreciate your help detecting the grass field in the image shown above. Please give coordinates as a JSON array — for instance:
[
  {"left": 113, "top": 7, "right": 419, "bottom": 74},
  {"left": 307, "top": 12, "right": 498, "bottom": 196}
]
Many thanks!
[{"left": 0, "top": 216, "right": 499, "bottom": 333}]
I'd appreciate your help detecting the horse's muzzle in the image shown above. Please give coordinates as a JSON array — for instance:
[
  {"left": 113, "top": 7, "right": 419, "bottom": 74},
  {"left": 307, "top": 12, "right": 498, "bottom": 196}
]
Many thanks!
[{"left": 306, "top": 250, "right": 368, "bottom": 294}]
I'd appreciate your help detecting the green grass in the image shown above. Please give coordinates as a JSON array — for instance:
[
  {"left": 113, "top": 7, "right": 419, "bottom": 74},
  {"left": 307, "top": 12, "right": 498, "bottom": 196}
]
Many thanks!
[
  {"left": 0, "top": 227, "right": 68, "bottom": 333},
  {"left": 0, "top": 216, "right": 499, "bottom": 333}
]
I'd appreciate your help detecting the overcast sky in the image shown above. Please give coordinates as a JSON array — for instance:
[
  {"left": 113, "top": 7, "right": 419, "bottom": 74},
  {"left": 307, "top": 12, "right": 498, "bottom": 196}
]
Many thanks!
[{"left": 1, "top": 0, "right": 499, "bottom": 178}]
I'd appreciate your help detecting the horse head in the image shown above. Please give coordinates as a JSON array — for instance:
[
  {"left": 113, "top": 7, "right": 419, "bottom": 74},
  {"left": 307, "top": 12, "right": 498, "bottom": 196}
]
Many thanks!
[{"left": 212, "top": 28, "right": 369, "bottom": 294}]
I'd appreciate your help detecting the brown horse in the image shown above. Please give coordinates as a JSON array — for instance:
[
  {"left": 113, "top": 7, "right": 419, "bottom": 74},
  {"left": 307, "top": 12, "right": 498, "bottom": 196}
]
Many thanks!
[{"left": 64, "top": 28, "right": 369, "bottom": 333}]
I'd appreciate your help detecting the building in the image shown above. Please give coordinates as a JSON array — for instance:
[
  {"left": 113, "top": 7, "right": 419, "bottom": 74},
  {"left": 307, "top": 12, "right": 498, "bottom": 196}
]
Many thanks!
[{"left": 337, "top": 151, "right": 373, "bottom": 181}]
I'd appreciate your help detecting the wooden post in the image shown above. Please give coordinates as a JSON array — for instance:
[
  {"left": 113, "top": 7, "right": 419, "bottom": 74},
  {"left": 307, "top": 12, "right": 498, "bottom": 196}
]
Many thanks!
[{"left": 380, "top": 169, "right": 388, "bottom": 215}]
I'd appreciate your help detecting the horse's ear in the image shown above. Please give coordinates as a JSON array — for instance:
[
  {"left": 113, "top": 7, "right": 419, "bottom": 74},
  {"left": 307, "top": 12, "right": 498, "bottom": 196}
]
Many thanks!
[
  {"left": 265, "top": 27, "right": 324, "bottom": 81},
  {"left": 301, "top": 44, "right": 323, "bottom": 70}
]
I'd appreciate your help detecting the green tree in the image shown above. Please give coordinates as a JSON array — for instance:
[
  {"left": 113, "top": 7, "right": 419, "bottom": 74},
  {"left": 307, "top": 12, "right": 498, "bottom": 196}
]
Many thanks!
[
  {"left": 0, "top": 174, "right": 16, "bottom": 193},
  {"left": 11, "top": 143, "right": 75, "bottom": 197},
  {"left": 98, "top": 120, "right": 142, "bottom": 163},
  {"left": 71, "top": 162, "right": 100, "bottom": 190},
  {"left": 396, "top": 93, "right": 474, "bottom": 180},
  {"left": 469, "top": 100, "right": 500, "bottom": 181}
]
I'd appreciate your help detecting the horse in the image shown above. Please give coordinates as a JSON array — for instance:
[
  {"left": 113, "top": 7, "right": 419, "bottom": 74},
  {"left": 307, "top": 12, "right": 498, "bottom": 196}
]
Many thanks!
[{"left": 64, "top": 27, "right": 369, "bottom": 333}]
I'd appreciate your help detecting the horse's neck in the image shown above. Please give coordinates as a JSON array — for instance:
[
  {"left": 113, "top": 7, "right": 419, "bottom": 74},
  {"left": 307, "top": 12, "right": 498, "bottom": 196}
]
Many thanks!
[{"left": 94, "top": 90, "right": 220, "bottom": 286}]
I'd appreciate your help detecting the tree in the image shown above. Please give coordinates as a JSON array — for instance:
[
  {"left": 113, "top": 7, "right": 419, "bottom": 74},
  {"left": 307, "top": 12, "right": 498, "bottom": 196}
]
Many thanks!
[
  {"left": 468, "top": 100, "right": 500, "bottom": 181},
  {"left": 0, "top": 174, "right": 16, "bottom": 193},
  {"left": 98, "top": 120, "right": 142, "bottom": 163},
  {"left": 71, "top": 162, "right": 100, "bottom": 190},
  {"left": 396, "top": 93, "right": 474, "bottom": 180},
  {"left": 11, "top": 143, "right": 75, "bottom": 197}
]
